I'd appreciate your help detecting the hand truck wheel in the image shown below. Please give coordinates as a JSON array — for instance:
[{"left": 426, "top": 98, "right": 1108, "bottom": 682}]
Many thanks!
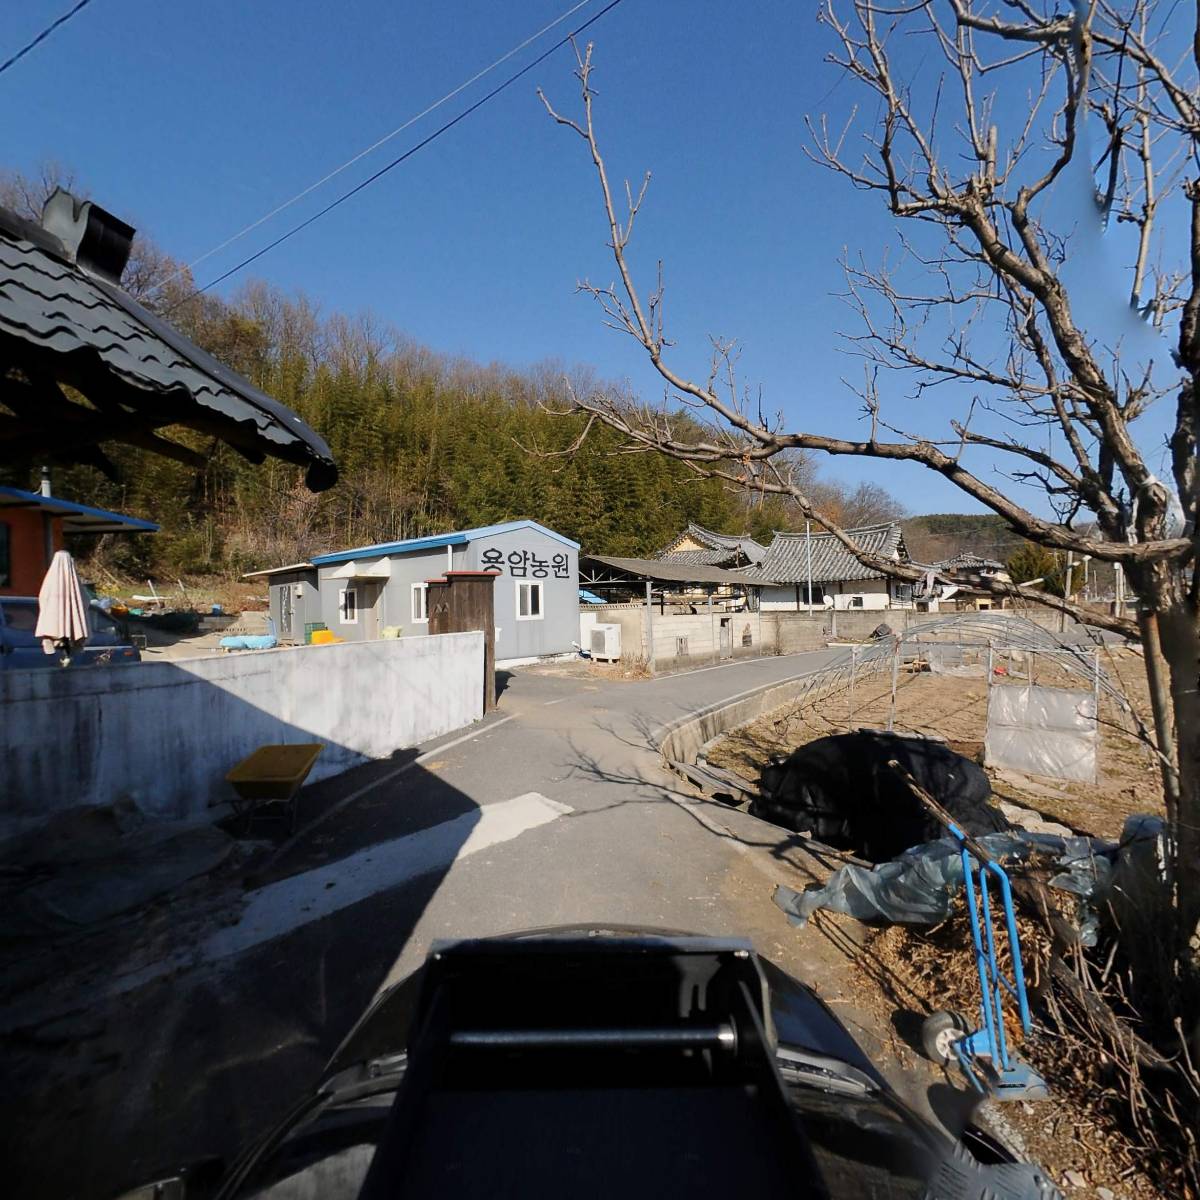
[{"left": 922, "top": 1010, "right": 970, "bottom": 1064}]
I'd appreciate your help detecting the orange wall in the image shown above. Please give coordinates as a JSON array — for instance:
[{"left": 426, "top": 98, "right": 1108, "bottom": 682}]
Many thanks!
[{"left": 0, "top": 509, "right": 63, "bottom": 596}]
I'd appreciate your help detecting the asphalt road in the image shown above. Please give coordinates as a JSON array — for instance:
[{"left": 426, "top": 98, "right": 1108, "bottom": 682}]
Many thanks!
[{"left": 8, "top": 649, "right": 894, "bottom": 1199}]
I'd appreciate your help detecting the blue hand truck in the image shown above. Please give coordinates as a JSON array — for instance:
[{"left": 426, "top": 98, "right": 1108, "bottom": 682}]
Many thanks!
[
  {"left": 886, "top": 762, "right": 1050, "bottom": 1102},
  {"left": 920, "top": 816, "right": 1049, "bottom": 1101}
]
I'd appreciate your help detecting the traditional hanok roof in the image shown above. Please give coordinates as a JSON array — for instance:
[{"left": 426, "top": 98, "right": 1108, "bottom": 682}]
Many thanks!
[
  {"left": 580, "top": 554, "right": 761, "bottom": 587},
  {"left": 656, "top": 523, "right": 765, "bottom": 567},
  {"left": 0, "top": 190, "right": 337, "bottom": 490},
  {"left": 934, "top": 552, "right": 1006, "bottom": 574},
  {"left": 751, "top": 522, "right": 907, "bottom": 584}
]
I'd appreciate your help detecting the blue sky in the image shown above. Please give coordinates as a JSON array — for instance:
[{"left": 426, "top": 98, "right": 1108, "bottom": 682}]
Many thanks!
[{"left": 5, "top": 1, "right": 1182, "bottom": 517}]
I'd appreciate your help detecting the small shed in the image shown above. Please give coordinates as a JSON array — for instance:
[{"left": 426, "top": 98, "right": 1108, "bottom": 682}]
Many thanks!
[
  {"left": 241, "top": 561, "right": 320, "bottom": 643},
  {"left": 307, "top": 521, "right": 579, "bottom": 664},
  {"left": 577, "top": 554, "right": 764, "bottom": 665}
]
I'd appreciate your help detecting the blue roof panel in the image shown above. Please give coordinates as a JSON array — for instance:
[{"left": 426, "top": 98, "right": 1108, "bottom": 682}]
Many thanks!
[
  {"left": 311, "top": 520, "right": 579, "bottom": 566},
  {"left": 0, "top": 486, "right": 159, "bottom": 533}
]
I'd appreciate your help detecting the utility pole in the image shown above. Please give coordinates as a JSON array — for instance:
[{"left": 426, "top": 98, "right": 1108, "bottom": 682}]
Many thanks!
[
  {"left": 805, "top": 520, "right": 813, "bottom": 614},
  {"left": 1061, "top": 551, "right": 1074, "bottom": 632}
]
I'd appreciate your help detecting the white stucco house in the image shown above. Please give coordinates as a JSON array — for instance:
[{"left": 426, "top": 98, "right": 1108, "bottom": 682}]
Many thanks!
[{"left": 750, "top": 522, "right": 912, "bottom": 611}]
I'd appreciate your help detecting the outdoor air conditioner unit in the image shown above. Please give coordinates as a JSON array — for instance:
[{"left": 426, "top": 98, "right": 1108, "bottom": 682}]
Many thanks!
[{"left": 590, "top": 623, "right": 622, "bottom": 662}]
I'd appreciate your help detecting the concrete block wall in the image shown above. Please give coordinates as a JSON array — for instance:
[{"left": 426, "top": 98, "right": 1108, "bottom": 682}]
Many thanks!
[
  {"left": 587, "top": 605, "right": 648, "bottom": 660},
  {"left": 652, "top": 612, "right": 763, "bottom": 663},
  {"left": 583, "top": 603, "right": 1089, "bottom": 667},
  {"left": 0, "top": 632, "right": 485, "bottom": 827},
  {"left": 587, "top": 606, "right": 766, "bottom": 666}
]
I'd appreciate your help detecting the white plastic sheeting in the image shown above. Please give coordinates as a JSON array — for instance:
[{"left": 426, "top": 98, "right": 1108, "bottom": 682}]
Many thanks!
[
  {"left": 924, "top": 642, "right": 987, "bottom": 677},
  {"left": 985, "top": 684, "right": 1098, "bottom": 783}
]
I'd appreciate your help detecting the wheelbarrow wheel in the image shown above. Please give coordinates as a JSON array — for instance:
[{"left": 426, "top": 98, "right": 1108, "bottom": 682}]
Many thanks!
[{"left": 922, "top": 1010, "right": 969, "bottom": 1064}]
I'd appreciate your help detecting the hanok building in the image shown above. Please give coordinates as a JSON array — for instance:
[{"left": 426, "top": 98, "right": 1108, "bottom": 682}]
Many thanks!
[
  {"left": 752, "top": 521, "right": 912, "bottom": 610},
  {"left": 656, "top": 523, "right": 765, "bottom": 570},
  {"left": 914, "top": 553, "right": 1010, "bottom": 613},
  {"left": 248, "top": 521, "right": 579, "bottom": 666}
]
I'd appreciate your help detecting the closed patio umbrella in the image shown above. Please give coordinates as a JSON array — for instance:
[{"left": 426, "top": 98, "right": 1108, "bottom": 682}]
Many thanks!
[{"left": 34, "top": 550, "right": 91, "bottom": 660}]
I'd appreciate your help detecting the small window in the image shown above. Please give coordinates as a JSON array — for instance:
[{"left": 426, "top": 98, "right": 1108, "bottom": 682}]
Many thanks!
[
  {"left": 0, "top": 522, "right": 9, "bottom": 587},
  {"left": 412, "top": 582, "right": 428, "bottom": 623},
  {"left": 2, "top": 600, "right": 38, "bottom": 633},
  {"left": 89, "top": 607, "right": 120, "bottom": 636},
  {"left": 516, "top": 580, "right": 543, "bottom": 620},
  {"left": 850, "top": 595, "right": 864, "bottom": 608},
  {"left": 339, "top": 587, "right": 358, "bottom": 624},
  {"left": 893, "top": 583, "right": 913, "bottom": 602}
]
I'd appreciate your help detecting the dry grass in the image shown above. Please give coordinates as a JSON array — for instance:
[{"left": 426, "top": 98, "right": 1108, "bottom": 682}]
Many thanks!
[
  {"left": 707, "top": 651, "right": 1198, "bottom": 1197},
  {"left": 79, "top": 564, "right": 268, "bottom": 614}
]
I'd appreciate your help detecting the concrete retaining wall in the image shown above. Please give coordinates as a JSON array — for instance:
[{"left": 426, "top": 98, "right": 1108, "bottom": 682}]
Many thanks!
[
  {"left": 656, "top": 670, "right": 828, "bottom": 766},
  {"left": 0, "top": 632, "right": 485, "bottom": 824}
]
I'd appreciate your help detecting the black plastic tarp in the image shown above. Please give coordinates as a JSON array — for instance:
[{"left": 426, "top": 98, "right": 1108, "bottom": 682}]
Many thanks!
[{"left": 754, "top": 731, "right": 1008, "bottom": 862}]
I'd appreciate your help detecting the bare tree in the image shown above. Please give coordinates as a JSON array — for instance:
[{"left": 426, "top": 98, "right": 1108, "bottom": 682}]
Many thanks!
[{"left": 539, "top": 7, "right": 1200, "bottom": 944}]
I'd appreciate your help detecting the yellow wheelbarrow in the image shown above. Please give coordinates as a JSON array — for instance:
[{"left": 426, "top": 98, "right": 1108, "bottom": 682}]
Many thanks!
[{"left": 226, "top": 743, "right": 324, "bottom": 834}]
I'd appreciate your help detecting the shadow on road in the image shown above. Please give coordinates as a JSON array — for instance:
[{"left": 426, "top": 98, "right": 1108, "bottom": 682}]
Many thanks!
[{"left": 1, "top": 759, "right": 480, "bottom": 1200}]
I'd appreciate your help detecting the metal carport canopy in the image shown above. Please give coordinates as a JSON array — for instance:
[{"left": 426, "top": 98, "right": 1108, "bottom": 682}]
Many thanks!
[{"left": 579, "top": 554, "right": 760, "bottom": 588}]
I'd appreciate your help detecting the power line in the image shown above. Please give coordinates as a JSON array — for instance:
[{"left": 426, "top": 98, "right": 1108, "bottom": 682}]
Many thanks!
[
  {"left": 152, "top": 0, "right": 600, "bottom": 295},
  {"left": 168, "top": 0, "right": 626, "bottom": 312},
  {"left": 0, "top": 0, "right": 95, "bottom": 78}
]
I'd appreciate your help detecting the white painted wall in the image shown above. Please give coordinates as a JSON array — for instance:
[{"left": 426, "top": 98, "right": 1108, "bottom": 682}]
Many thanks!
[
  {"left": 760, "top": 585, "right": 804, "bottom": 612},
  {"left": 762, "top": 578, "right": 899, "bottom": 611},
  {"left": 0, "top": 632, "right": 485, "bottom": 827},
  {"left": 831, "top": 579, "right": 892, "bottom": 610}
]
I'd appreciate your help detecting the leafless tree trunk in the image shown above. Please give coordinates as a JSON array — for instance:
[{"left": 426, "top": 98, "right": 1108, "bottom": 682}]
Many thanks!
[{"left": 539, "top": 3, "right": 1200, "bottom": 948}]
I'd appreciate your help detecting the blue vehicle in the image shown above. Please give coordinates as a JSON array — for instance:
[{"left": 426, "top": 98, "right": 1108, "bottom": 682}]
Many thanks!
[{"left": 0, "top": 595, "right": 141, "bottom": 670}]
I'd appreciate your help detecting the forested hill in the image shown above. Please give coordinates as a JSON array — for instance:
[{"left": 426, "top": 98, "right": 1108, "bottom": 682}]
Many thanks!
[
  {"left": 0, "top": 170, "right": 903, "bottom": 581},
  {"left": 902, "top": 513, "right": 1025, "bottom": 565},
  {"left": 3, "top": 282, "right": 902, "bottom": 581}
]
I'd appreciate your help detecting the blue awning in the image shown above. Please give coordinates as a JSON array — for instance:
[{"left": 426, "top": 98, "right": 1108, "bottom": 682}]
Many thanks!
[{"left": 0, "top": 486, "right": 159, "bottom": 534}]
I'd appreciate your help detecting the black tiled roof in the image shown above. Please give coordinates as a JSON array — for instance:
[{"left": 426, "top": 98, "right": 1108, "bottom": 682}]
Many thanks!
[
  {"left": 0, "top": 199, "right": 336, "bottom": 490},
  {"left": 934, "top": 552, "right": 1005, "bottom": 573},
  {"left": 656, "top": 523, "right": 765, "bottom": 566},
  {"left": 750, "top": 522, "right": 907, "bottom": 584}
]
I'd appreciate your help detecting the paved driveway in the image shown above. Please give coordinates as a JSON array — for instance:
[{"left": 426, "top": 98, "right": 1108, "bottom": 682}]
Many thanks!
[{"left": 6, "top": 650, "right": 886, "bottom": 1199}]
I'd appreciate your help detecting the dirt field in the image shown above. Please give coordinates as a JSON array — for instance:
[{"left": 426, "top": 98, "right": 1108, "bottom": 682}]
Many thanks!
[
  {"left": 708, "top": 644, "right": 1165, "bottom": 839},
  {"left": 706, "top": 647, "right": 1179, "bottom": 1197}
]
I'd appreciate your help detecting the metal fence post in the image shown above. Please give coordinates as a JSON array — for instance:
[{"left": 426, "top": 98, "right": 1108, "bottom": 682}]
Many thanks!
[
  {"left": 888, "top": 637, "right": 900, "bottom": 731},
  {"left": 644, "top": 579, "right": 655, "bottom": 675}
]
